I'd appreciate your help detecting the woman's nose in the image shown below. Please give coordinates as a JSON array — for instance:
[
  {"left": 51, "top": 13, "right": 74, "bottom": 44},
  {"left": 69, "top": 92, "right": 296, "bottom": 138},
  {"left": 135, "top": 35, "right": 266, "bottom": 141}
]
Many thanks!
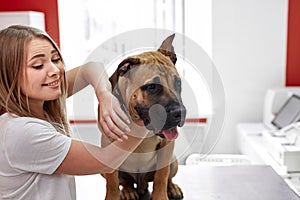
[{"left": 47, "top": 63, "right": 61, "bottom": 78}]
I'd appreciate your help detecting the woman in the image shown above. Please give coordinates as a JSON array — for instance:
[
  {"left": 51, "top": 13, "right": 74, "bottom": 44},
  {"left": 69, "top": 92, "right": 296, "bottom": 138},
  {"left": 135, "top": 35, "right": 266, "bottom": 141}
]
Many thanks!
[{"left": 0, "top": 25, "right": 147, "bottom": 199}]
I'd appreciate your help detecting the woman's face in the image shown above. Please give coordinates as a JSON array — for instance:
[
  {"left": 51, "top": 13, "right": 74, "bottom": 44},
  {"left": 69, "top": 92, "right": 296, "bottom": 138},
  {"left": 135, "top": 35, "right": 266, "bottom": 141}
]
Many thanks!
[{"left": 21, "top": 38, "right": 64, "bottom": 106}]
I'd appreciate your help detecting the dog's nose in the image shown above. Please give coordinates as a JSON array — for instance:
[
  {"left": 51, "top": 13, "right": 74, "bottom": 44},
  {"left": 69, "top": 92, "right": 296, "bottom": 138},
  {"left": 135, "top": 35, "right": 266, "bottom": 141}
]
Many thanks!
[
  {"left": 169, "top": 109, "right": 182, "bottom": 120},
  {"left": 166, "top": 102, "right": 186, "bottom": 126}
]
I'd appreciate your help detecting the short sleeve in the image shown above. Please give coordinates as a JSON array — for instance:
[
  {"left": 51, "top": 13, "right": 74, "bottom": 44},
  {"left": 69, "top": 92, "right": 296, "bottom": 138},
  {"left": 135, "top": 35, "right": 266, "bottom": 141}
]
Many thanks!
[{"left": 3, "top": 118, "right": 72, "bottom": 174}]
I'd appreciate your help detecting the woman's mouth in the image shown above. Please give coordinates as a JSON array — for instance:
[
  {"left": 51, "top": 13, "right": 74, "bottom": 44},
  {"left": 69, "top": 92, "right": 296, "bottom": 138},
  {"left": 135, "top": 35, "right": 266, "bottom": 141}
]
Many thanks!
[{"left": 42, "top": 80, "right": 60, "bottom": 87}]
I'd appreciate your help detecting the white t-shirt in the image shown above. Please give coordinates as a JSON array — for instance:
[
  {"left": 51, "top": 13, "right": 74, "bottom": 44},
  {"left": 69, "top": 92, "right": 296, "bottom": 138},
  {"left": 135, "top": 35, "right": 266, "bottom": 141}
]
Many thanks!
[{"left": 0, "top": 113, "right": 75, "bottom": 200}]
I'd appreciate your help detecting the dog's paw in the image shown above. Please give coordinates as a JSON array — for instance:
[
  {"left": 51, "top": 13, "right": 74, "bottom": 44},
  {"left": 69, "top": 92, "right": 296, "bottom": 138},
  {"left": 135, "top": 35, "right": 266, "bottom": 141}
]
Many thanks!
[
  {"left": 151, "top": 193, "right": 169, "bottom": 200},
  {"left": 121, "top": 186, "right": 139, "bottom": 200},
  {"left": 168, "top": 183, "right": 183, "bottom": 199}
]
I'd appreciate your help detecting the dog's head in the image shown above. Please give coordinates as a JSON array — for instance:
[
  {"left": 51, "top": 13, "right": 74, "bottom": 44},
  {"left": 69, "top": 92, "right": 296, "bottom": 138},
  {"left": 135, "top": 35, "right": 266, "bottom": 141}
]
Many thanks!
[{"left": 110, "top": 34, "right": 186, "bottom": 140}]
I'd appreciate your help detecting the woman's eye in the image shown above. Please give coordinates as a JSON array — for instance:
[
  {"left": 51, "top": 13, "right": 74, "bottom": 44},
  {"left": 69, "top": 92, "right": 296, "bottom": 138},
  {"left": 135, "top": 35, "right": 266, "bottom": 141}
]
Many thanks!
[
  {"left": 52, "top": 58, "right": 61, "bottom": 63},
  {"left": 32, "top": 64, "right": 43, "bottom": 69}
]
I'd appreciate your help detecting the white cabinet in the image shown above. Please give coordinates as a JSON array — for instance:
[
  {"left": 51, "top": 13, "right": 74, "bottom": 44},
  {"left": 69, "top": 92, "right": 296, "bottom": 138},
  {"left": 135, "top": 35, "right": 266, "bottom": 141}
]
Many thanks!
[
  {"left": 237, "top": 123, "right": 300, "bottom": 196},
  {"left": 0, "top": 11, "right": 45, "bottom": 31}
]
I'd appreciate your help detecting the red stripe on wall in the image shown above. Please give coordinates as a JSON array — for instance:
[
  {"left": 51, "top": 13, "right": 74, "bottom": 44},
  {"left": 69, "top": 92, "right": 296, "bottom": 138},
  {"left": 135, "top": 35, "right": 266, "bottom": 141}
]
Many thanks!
[
  {"left": 286, "top": 0, "right": 300, "bottom": 86},
  {"left": 69, "top": 119, "right": 98, "bottom": 124},
  {"left": 185, "top": 118, "right": 207, "bottom": 123}
]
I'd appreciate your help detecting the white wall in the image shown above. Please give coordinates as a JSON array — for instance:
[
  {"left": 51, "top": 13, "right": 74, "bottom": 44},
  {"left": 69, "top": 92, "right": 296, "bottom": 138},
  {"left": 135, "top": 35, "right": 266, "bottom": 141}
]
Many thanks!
[
  {"left": 59, "top": 0, "right": 213, "bottom": 120},
  {"left": 58, "top": 0, "right": 155, "bottom": 118},
  {"left": 58, "top": 0, "right": 155, "bottom": 69},
  {"left": 0, "top": 11, "right": 45, "bottom": 31},
  {"left": 212, "top": 0, "right": 288, "bottom": 153},
  {"left": 59, "top": 0, "right": 288, "bottom": 154}
]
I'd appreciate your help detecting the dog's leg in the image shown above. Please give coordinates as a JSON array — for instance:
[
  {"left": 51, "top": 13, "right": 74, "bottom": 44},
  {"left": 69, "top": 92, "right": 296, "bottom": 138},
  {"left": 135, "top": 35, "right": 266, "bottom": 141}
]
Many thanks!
[
  {"left": 152, "top": 141, "right": 174, "bottom": 200},
  {"left": 167, "top": 178, "right": 183, "bottom": 199},
  {"left": 102, "top": 171, "right": 120, "bottom": 200},
  {"left": 167, "top": 159, "right": 183, "bottom": 199},
  {"left": 119, "top": 172, "right": 139, "bottom": 200},
  {"left": 152, "top": 166, "right": 170, "bottom": 200},
  {"left": 152, "top": 159, "right": 184, "bottom": 200}
]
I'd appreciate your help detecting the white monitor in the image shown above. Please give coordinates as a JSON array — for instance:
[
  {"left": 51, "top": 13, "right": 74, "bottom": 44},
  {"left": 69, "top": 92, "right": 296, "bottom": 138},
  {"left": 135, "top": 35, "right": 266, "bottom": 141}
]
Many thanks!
[{"left": 271, "top": 94, "right": 300, "bottom": 129}]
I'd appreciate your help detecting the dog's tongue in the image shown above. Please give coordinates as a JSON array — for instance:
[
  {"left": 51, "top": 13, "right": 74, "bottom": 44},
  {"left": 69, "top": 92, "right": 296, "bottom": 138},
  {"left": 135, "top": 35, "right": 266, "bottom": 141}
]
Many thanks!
[{"left": 161, "top": 127, "right": 179, "bottom": 140}]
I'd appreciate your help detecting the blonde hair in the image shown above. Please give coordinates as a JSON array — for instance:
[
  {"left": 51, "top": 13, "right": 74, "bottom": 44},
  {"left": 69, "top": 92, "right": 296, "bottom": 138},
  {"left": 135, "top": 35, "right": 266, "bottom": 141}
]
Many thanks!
[{"left": 0, "top": 25, "right": 70, "bottom": 135}]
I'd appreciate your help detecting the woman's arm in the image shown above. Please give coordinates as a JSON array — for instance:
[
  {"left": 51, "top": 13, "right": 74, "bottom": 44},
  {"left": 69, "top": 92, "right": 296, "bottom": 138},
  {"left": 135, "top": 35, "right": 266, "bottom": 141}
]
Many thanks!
[
  {"left": 55, "top": 123, "right": 148, "bottom": 175},
  {"left": 66, "top": 62, "right": 130, "bottom": 141},
  {"left": 66, "top": 62, "right": 110, "bottom": 98}
]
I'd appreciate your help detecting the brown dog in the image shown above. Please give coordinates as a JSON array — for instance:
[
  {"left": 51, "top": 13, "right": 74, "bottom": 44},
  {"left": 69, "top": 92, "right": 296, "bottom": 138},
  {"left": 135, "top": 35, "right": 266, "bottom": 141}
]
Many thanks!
[{"left": 100, "top": 34, "right": 186, "bottom": 200}]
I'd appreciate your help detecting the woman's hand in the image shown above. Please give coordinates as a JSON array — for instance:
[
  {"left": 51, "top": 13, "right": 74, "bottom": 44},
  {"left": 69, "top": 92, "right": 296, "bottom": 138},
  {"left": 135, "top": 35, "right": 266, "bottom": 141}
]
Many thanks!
[
  {"left": 97, "top": 90, "right": 130, "bottom": 142},
  {"left": 66, "top": 62, "right": 131, "bottom": 141}
]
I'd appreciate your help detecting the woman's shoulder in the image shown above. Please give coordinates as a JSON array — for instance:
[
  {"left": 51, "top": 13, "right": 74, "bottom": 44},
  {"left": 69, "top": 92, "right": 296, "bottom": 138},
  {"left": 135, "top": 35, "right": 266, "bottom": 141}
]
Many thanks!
[
  {"left": 0, "top": 113, "right": 54, "bottom": 131},
  {"left": 0, "top": 113, "right": 69, "bottom": 146}
]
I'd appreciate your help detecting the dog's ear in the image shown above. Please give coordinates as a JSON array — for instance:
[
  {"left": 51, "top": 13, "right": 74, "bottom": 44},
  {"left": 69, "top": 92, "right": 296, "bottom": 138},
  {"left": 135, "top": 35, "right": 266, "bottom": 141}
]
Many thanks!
[
  {"left": 158, "top": 34, "right": 177, "bottom": 65},
  {"left": 118, "top": 57, "right": 141, "bottom": 76},
  {"left": 109, "top": 57, "right": 141, "bottom": 88}
]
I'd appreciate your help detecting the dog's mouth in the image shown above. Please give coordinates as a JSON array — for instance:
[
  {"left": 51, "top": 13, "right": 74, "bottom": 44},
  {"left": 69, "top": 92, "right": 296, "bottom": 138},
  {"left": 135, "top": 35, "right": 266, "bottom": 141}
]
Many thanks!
[
  {"left": 155, "top": 127, "right": 179, "bottom": 140},
  {"left": 135, "top": 102, "right": 186, "bottom": 141}
]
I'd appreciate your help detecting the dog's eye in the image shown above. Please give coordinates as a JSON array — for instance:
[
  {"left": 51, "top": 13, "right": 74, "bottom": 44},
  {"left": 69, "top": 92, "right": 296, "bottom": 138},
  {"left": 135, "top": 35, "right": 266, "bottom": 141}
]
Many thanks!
[{"left": 141, "top": 83, "right": 162, "bottom": 95}]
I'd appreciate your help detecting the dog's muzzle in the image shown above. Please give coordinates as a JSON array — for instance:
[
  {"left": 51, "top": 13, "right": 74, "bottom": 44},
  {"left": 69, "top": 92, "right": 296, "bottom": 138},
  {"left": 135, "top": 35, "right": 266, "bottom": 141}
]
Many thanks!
[{"left": 135, "top": 101, "right": 186, "bottom": 140}]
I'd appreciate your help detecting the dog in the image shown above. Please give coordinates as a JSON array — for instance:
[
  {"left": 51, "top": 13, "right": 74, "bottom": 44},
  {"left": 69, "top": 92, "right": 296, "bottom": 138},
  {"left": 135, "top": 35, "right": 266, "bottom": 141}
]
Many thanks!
[{"left": 99, "top": 34, "right": 186, "bottom": 200}]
